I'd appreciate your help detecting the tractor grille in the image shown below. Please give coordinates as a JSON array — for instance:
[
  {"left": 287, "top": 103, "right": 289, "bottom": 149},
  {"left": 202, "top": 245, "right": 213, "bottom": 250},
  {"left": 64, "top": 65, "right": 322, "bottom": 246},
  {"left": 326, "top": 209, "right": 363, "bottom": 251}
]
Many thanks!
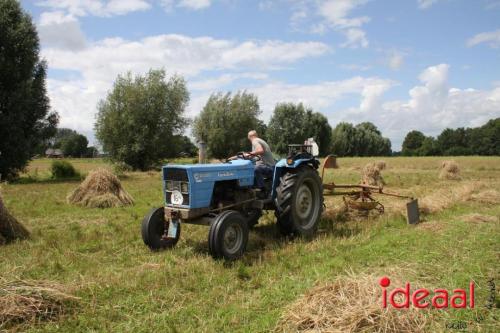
[
  {"left": 164, "top": 168, "right": 188, "bottom": 181},
  {"left": 164, "top": 168, "right": 190, "bottom": 205}
]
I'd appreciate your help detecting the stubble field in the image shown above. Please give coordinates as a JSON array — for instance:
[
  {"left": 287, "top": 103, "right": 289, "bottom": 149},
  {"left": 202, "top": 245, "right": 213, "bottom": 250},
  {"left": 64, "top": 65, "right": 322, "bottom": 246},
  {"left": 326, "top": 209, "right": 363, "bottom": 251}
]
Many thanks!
[{"left": 1, "top": 156, "right": 499, "bottom": 332}]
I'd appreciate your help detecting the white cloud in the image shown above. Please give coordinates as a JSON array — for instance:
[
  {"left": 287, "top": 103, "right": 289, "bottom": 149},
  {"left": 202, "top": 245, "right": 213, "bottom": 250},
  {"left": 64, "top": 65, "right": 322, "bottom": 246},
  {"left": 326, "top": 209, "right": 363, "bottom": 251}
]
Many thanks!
[
  {"left": 417, "top": 0, "right": 439, "bottom": 9},
  {"left": 36, "top": 0, "right": 151, "bottom": 17},
  {"left": 178, "top": 0, "right": 211, "bottom": 10},
  {"left": 341, "top": 28, "right": 368, "bottom": 48},
  {"left": 335, "top": 64, "right": 500, "bottom": 149},
  {"left": 388, "top": 51, "right": 404, "bottom": 70},
  {"left": 288, "top": 0, "right": 371, "bottom": 48},
  {"left": 38, "top": 11, "right": 87, "bottom": 50},
  {"left": 42, "top": 34, "right": 329, "bottom": 133},
  {"left": 189, "top": 73, "right": 268, "bottom": 91},
  {"left": 467, "top": 29, "right": 500, "bottom": 48},
  {"left": 245, "top": 76, "right": 395, "bottom": 120},
  {"left": 318, "top": 0, "right": 370, "bottom": 28}
]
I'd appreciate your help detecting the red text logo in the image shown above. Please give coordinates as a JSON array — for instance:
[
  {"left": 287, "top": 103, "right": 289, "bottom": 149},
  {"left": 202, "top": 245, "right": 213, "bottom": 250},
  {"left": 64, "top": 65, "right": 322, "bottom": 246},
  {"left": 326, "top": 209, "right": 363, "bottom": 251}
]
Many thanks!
[{"left": 379, "top": 276, "right": 475, "bottom": 309}]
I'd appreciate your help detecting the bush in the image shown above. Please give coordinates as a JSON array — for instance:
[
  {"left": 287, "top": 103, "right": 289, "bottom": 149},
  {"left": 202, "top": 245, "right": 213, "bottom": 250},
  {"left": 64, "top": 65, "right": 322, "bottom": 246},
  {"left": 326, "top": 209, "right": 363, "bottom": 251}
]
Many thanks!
[{"left": 50, "top": 161, "right": 79, "bottom": 179}]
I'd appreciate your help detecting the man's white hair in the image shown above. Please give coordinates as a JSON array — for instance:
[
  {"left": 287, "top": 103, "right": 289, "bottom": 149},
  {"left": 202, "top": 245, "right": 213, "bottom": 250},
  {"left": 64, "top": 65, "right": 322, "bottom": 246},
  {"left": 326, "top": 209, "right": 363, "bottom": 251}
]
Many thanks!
[{"left": 248, "top": 130, "right": 257, "bottom": 138}]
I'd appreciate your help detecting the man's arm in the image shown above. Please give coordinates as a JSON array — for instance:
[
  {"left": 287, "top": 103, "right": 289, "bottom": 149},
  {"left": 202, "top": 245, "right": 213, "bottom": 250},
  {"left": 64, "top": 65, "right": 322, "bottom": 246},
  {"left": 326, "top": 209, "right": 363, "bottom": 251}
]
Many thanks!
[{"left": 246, "top": 142, "right": 264, "bottom": 158}]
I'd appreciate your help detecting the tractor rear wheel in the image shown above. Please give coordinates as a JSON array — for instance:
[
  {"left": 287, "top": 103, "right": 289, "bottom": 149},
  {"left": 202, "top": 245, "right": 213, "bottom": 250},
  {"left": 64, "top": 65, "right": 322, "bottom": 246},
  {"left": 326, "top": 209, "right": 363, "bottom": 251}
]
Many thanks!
[
  {"left": 141, "top": 207, "right": 180, "bottom": 250},
  {"left": 208, "top": 210, "right": 249, "bottom": 260},
  {"left": 275, "top": 166, "right": 323, "bottom": 237}
]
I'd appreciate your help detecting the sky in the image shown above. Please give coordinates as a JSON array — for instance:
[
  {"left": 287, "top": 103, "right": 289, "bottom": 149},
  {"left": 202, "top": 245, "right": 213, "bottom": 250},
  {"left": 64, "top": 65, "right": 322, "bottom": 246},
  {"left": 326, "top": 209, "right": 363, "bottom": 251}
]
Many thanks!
[{"left": 20, "top": 0, "right": 500, "bottom": 150}]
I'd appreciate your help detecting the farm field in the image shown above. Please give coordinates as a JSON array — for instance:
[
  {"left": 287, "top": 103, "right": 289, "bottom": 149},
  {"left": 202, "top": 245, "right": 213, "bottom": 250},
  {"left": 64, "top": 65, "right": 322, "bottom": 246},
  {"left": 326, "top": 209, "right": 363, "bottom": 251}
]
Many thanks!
[{"left": 1, "top": 156, "right": 499, "bottom": 332}]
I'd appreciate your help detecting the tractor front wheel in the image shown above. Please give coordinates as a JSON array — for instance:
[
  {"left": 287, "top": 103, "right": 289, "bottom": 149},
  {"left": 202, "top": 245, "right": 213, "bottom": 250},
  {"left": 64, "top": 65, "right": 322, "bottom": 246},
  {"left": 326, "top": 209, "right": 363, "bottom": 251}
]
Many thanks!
[
  {"left": 141, "top": 207, "right": 180, "bottom": 251},
  {"left": 208, "top": 210, "right": 249, "bottom": 260},
  {"left": 275, "top": 166, "right": 323, "bottom": 237}
]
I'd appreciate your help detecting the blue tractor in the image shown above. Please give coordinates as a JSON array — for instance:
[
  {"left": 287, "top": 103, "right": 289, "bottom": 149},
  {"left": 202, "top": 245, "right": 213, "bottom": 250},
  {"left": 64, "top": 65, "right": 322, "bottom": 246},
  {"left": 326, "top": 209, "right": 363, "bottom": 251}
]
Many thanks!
[{"left": 141, "top": 145, "right": 324, "bottom": 260}]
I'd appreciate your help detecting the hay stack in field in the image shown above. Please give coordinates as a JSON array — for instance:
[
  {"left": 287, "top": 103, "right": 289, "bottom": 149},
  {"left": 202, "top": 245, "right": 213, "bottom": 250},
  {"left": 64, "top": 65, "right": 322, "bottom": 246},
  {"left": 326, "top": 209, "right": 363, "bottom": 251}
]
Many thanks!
[
  {"left": 361, "top": 162, "right": 386, "bottom": 187},
  {"left": 0, "top": 278, "right": 78, "bottom": 329},
  {"left": 67, "top": 168, "right": 134, "bottom": 208},
  {"left": 0, "top": 191, "right": 30, "bottom": 243},
  {"left": 276, "top": 272, "right": 429, "bottom": 333},
  {"left": 375, "top": 160, "right": 386, "bottom": 170},
  {"left": 439, "top": 160, "right": 461, "bottom": 180}
]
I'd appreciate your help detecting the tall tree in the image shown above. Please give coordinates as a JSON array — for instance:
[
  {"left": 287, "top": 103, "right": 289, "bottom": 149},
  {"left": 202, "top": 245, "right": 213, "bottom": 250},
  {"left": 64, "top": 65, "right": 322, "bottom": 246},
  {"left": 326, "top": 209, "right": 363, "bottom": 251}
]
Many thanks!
[
  {"left": 402, "top": 130, "right": 426, "bottom": 156},
  {"left": 193, "top": 91, "right": 261, "bottom": 159},
  {"left": 95, "top": 69, "right": 189, "bottom": 170},
  {"left": 267, "top": 103, "right": 307, "bottom": 155},
  {"left": 331, "top": 122, "right": 391, "bottom": 156},
  {"left": 304, "top": 110, "right": 332, "bottom": 156},
  {"left": 267, "top": 102, "right": 332, "bottom": 156},
  {"left": 50, "top": 128, "right": 88, "bottom": 157},
  {"left": 0, "top": 0, "right": 58, "bottom": 179}
]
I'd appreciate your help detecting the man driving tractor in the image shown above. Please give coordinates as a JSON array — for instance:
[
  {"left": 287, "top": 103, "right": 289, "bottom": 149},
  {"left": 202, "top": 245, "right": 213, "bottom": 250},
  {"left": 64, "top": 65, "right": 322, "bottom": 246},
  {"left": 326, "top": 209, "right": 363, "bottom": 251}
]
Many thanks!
[{"left": 230, "top": 130, "right": 275, "bottom": 193}]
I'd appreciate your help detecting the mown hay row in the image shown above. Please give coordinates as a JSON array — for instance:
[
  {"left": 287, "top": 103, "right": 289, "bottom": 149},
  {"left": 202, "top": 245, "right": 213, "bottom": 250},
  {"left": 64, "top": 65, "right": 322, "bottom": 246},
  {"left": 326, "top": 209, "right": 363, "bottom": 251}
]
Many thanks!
[
  {"left": 0, "top": 278, "right": 79, "bottom": 330},
  {"left": 276, "top": 272, "right": 430, "bottom": 333}
]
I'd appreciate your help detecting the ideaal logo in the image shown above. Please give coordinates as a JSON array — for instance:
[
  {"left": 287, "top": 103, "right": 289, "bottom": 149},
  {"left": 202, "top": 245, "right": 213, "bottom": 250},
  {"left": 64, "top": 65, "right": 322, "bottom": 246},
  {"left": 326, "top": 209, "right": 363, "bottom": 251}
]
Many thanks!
[{"left": 379, "top": 276, "right": 475, "bottom": 309}]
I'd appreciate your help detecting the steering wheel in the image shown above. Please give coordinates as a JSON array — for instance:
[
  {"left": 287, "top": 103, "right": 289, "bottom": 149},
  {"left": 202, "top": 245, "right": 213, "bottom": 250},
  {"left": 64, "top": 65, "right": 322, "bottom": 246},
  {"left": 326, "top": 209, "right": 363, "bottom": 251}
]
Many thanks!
[{"left": 225, "top": 152, "right": 262, "bottom": 163}]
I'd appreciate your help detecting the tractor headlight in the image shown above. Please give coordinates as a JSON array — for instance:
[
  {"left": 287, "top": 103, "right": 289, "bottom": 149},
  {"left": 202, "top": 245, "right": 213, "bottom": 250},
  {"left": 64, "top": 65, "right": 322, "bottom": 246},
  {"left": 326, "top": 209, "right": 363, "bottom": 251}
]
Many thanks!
[
  {"left": 181, "top": 182, "right": 189, "bottom": 193},
  {"left": 171, "top": 190, "right": 184, "bottom": 205}
]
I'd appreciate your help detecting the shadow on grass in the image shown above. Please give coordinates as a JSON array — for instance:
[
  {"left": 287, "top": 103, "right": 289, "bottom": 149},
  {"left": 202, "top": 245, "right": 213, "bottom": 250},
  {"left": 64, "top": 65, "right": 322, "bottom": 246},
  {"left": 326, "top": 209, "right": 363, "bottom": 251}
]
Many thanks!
[{"left": 185, "top": 214, "right": 366, "bottom": 265}]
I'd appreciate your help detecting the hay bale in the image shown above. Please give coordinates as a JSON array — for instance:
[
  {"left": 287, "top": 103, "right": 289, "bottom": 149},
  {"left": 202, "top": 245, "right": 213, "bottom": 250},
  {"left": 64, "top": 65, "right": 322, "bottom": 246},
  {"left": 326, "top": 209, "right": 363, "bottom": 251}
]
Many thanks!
[
  {"left": 375, "top": 160, "right": 386, "bottom": 170},
  {"left": 276, "top": 272, "right": 429, "bottom": 333},
  {"left": 67, "top": 168, "right": 134, "bottom": 208},
  {"left": 361, "top": 163, "right": 385, "bottom": 187},
  {"left": 439, "top": 160, "right": 461, "bottom": 180},
  {"left": 0, "top": 191, "right": 30, "bottom": 243},
  {"left": 0, "top": 278, "right": 78, "bottom": 329}
]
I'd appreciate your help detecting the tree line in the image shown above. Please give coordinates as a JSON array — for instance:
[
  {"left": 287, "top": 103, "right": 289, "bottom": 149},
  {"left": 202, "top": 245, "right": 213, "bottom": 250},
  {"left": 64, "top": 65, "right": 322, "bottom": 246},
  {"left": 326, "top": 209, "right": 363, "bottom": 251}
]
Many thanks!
[
  {"left": 401, "top": 118, "right": 500, "bottom": 156},
  {"left": 1, "top": 0, "right": 498, "bottom": 178}
]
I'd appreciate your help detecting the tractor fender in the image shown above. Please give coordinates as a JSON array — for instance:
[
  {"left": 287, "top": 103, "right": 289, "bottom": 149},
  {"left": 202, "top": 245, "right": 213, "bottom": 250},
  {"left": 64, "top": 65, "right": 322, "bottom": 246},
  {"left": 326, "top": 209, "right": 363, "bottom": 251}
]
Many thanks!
[{"left": 271, "top": 158, "right": 320, "bottom": 200}]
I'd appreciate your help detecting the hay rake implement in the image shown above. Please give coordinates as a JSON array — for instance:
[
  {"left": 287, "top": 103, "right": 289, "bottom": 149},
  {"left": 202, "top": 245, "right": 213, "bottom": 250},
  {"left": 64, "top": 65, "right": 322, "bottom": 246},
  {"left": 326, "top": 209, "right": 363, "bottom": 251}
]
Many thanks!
[{"left": 321, "top": 155, "right": 420, "bottom": 224}]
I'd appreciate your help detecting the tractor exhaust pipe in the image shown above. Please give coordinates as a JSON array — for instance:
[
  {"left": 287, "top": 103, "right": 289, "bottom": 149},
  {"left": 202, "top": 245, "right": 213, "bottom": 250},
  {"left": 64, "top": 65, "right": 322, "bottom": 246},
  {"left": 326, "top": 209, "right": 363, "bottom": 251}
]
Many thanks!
[{"left": 198, "top": 141, "right": 207, "bottom": 164}]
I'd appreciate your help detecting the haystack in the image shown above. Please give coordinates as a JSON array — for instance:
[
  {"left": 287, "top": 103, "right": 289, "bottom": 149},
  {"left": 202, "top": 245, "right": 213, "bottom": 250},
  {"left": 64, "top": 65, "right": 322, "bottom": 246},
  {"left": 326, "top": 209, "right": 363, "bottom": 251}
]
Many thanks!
[
  {"left": 361, "top": 162, "right": 386, "bottom": 187},
  {"left": 67, "top": 168, "right": 134, "bottom": 208},
  {"left": 276, "top": 272, "right": 430, "bottom": 333},
  {"left": 374, "top": 160, "right": 386, "bottom": 170},
  {"left": 0, "top": 191, "right": 30, "bottom": 243},
  {"left": 0, "top": 278, "right": 78, "bottom": 329},
  {"left": 439, "top": 160, "right": 460, "bottom": 180}
]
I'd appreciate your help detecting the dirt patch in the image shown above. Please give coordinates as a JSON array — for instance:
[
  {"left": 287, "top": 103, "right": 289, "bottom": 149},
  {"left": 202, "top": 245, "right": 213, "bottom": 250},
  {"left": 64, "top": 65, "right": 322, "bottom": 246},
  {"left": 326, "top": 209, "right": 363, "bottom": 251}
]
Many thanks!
[
  {"left": 67, "top": 168, "right": 134, "bottom": 208},
  {"left": 0, "top": 190, "right": 30, "bottom": 244},
  {"left": 0, "top": 278, "right": 78, "bottom": 330},
  {"left": 416, "top": 221, "right": 447, "bottom": 232},
  {"left": 276, "top": 272, "right": 430, "bottom": 333},
  {"left": 460, "top": 214, "right": 499, "bottom": 224},
  {"left": 439, "top": 160, "right": 461, "bottom": 180}
]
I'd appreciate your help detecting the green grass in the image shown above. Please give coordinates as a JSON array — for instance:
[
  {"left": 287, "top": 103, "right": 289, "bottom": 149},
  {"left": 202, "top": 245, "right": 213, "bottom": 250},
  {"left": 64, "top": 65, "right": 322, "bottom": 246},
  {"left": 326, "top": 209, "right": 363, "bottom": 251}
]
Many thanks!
[{"left": 1, "top": 157, "right": 499, "bottom": 332}]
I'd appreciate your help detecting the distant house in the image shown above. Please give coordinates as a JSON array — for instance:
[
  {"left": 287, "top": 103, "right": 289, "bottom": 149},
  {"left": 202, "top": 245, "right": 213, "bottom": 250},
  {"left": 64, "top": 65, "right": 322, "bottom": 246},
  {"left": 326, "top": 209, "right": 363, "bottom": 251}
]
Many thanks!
[{"left": 45, "top": 148, "right": 64, "bottom": 158}]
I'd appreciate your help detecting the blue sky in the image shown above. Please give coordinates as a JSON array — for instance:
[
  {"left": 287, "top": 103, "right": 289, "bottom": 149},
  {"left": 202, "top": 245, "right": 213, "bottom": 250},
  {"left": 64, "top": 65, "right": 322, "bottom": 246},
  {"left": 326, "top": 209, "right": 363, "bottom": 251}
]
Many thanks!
[{"left": 20, "top": 0, "right": 500, "bottom": 150}]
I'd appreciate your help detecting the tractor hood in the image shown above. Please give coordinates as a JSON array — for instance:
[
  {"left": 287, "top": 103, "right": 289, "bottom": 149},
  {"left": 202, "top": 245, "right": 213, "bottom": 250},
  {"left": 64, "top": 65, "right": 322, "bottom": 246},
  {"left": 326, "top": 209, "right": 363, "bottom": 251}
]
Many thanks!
[{"left": 162, "top": 160, "right": 255, "bottom": 209}]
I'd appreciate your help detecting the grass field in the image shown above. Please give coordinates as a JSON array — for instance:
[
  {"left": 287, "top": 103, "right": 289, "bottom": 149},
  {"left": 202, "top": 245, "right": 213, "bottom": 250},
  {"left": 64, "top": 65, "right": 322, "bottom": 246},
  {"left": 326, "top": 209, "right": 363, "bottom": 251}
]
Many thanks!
[{"left": 1, "top": 157, "right": 499, "bottom": 332}]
